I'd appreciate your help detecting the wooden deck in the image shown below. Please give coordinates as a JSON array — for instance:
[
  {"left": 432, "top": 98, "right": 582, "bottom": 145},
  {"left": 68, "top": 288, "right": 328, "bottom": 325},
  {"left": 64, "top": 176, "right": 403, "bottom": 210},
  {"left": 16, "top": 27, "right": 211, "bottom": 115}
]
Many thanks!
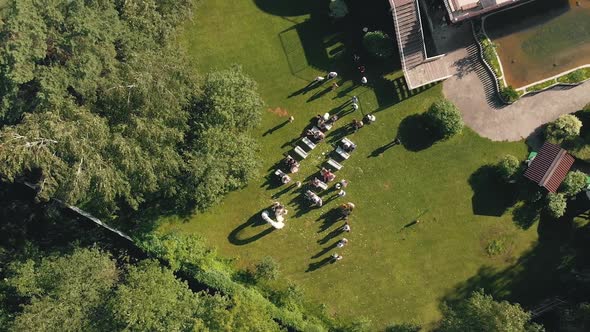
[
  {"left": 389, "top": 0, "right": 451, "bottom": 89},
  {"left": 404, "top": 58, "right": 452, "bottom": 89}
]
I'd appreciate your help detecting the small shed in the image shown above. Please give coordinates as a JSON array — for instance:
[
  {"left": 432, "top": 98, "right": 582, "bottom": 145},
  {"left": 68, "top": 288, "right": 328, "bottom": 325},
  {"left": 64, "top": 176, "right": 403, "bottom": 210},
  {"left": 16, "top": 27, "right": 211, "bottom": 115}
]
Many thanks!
[{"left": 524, "top": 142, "right": 575, "bottom": 193}]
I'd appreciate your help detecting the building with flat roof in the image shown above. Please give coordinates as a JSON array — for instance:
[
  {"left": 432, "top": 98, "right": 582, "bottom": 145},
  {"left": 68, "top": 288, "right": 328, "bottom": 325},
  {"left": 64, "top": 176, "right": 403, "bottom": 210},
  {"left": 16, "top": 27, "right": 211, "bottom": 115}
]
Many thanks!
[
  {"left": 388, "top": 0, "right": 526, "bottom": 89},
  {"left": 443, "top": 0, "right": 524, "bottom": 23}
]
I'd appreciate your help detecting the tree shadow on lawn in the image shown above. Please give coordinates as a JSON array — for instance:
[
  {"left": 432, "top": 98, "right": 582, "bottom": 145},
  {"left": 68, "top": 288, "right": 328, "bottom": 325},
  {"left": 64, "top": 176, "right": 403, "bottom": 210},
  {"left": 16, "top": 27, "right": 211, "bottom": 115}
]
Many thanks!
[
  {"left": 440, "top": 214, "right": 572, "bottom": 310},
  {"left": 397, "top": 114, "right": 437, "bottom": 152},
  {"left": 253, "top": 0, "right": 317, "bottom": 17},
  {"left": 512, "top": 200, "right": 543, "bottom": 230},
  {"left": 228, "top": 209, "right": 277, "bottom": 246},
  {"left": 468, "top": 165, "right": 518, "bottom": 217}
]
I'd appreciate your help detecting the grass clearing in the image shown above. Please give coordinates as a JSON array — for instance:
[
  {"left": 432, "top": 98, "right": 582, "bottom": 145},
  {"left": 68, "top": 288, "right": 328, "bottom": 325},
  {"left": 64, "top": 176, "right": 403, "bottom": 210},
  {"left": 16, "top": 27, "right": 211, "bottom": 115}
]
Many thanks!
[{"left": 163, "top": 0, "right": 543, "bottom": 328}]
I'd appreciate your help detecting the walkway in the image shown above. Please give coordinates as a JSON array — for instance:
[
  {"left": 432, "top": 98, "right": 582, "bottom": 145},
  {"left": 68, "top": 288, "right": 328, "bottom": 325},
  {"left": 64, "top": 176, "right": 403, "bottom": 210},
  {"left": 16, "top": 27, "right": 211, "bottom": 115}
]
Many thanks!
[{"left": 442, "top": 28, "right": 590, "bottom": 142}]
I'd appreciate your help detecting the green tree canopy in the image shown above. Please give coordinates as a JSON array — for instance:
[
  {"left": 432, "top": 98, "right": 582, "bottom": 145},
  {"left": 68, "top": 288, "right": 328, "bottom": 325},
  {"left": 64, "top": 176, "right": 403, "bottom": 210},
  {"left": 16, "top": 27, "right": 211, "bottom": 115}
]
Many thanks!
[
  {"left": 497, "top": 154, "right": 521, "bottom": 182},
  {"left": 0, "top": 0, "right": 263, "bottom": 218},
  {"left": 192, "top": 65, "right": 264, "bottom": 133},
  {"left": 254, "top": 256, "right": 280, "bottom": 281},
  {"left": 439, "top": 290, "right": 543, "bottom": 332},
  {"left": 545, "top": 114, "right": 582, "bottom": 143},
  {"left": 362, "top": 31, "right": 395, "bottom": 59},
  {"left": 546, "top": 192, "right": 567, "bottom": 218},
  {"left": 424, "top": 99, "right": 464, "bottom": 140},
  {"left": 108, "top": 260, "right": 227, "bottom": 332},
  {"left": 5, "top": 248, "right": 118, "bottom": 332},
  {"left": 560, "top": 170, "right": 587, "bottom": 197},
  {"left": 329, "top": 0, "right": 349, "bottom": 18}
]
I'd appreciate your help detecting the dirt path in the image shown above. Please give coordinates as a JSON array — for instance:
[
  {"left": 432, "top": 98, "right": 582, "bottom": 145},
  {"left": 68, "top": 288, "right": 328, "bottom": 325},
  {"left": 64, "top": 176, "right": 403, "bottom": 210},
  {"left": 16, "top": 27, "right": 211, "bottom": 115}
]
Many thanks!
[{"left": 440, "top": 30, "right": 590, "bottom": 142}]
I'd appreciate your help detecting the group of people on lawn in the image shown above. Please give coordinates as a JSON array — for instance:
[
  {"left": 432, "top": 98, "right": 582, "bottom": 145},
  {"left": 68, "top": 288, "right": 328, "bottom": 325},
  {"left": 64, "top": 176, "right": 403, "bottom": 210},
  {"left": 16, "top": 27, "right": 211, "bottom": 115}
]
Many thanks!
[{"left": 267, "top": 65, "right": 380, "bottom": 263}]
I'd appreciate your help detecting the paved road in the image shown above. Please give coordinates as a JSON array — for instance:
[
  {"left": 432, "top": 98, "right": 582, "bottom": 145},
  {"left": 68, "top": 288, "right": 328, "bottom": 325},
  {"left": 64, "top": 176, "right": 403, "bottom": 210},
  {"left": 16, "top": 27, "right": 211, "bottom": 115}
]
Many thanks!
[{"left": 440, "top": 30, "right": 590, "bottom": 142}]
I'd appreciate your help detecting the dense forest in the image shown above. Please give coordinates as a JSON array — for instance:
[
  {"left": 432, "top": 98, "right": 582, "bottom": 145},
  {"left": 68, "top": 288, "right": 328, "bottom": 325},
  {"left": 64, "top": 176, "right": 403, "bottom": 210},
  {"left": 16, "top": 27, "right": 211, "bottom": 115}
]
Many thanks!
[{"left": 0, "top": 0, "right": 261, "bottom": 219}]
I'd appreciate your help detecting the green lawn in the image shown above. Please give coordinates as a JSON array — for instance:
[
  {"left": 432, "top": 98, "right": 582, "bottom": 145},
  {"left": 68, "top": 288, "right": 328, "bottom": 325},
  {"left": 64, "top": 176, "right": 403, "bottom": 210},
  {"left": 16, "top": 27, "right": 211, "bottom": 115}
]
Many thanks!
[{"left": 160, "top": 0, "right": 540, "bottom": 328}]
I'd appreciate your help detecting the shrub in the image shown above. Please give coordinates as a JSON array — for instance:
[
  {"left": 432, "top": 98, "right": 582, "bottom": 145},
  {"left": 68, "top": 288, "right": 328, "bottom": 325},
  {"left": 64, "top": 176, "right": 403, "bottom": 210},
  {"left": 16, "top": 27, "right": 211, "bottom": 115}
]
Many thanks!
[
  {"left": 546, "top": 193, "right": 567, "bottom": 219},
  {"left": 560, "top": 170, "right": 587, "bottom": 197},
  {"left": 254, "top": 256, "right": 280, "bottom": 281},
  {"left": 486, "top": 239, "right": 506, "bottom": 256},
  {"left": 526, "top": 79, "right": 556, "bottom": 93},
  {"left": 424, "top": 99, "right": 464, "bottom": 139},
  {"left": 328, "top": 0, "right": 348, "bottom": 18},
  {"left": 362, "top": 31, "right": 394, "bottom": 59},
  {"left": 558, "top": 68, "right": 590, "bottom": 84},
  {"left": 545, "top": 114, "right": 582, "bottom": 143},
  {"left": 500, "top": 86, "right": 519, "bottom": 103},
  {"left": 497, "top": 154, "right": 520, "bottom": 181},
  {"left": 570, "top": 143, "right": 590, "bottom": 162}
]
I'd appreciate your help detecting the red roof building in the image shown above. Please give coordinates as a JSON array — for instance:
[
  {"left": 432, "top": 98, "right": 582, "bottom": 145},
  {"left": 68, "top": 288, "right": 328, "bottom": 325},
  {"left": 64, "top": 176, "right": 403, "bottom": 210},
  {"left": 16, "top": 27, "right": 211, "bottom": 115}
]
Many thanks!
[{"left": 524, "top": 142, "right": 575, "bottom": 193}]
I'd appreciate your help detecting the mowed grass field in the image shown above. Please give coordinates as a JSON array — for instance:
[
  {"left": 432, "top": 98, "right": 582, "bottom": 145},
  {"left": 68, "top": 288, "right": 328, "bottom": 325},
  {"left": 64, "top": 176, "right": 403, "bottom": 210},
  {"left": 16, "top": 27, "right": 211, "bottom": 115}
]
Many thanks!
[{"left": 160, "top": 0, "right": 540, "bottom": 328}]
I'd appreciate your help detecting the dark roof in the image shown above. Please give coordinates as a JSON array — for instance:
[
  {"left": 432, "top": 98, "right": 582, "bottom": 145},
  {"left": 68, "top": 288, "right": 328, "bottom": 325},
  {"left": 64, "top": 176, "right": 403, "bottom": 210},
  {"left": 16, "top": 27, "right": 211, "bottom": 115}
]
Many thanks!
[{"left": 524, "top": 142, "right": 575, "bottom": 193}]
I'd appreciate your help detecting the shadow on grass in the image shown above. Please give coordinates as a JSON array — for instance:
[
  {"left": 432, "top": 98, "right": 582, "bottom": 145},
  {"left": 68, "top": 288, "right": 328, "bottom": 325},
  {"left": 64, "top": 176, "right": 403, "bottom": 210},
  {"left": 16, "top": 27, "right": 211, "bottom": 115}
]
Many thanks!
[
  {"left": 271, "top": 182, "right": 298, "bottom": 199},
  {"left": 306, "top": 255, "right": 335, "bottom": 272},
  {"left": 440, "top": 215, "right": 571, "bottom": 310},
  {"left": 468, "top": 165, "right": 518, "bottom": 217},
  {"left": 311, "top": 241, "right": 339, "bottom": 259},
  {"left": 262, "top": 120, "right": 290, "bottom": 136},
  {"left": 512, "top": 201, "right": 542, "bottom": 230},
  {"left": 307, "top": 86, "right": 333, "bottom": 102},
  {"left": 253, "top": 0, "right": 316, "bottom": 17},
  {"left": 397, "top": 114, "right": 437, "bottom": 152},
  {"left": 316, "top": 208, "right": 344, "bottom": 232},
  {"left": 228, "top": 209, "right": 276, "bottom": 246},
  {"left": 289, "top": 192, "right": 316, "bottom": 217},
  {"left": 288, "top": 80, "right": 326, "bottom": 98},
  {"left": 327, "top": 125, "right": 351, "bottom": 144},
  {"left": 318, "top": 224, "right": 347, "bottom": 245},
  {"left": 260, "top": 174, "right": 286, "bottom": 191},
  {"left": 368, "top": 138, "right": 400, "bottom": 157}
]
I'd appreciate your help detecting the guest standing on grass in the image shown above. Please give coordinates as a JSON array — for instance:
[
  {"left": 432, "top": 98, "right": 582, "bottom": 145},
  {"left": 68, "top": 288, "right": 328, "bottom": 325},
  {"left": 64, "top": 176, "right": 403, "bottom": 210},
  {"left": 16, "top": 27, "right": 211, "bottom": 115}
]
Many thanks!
[
  {"left": 331, "top": 82, "right": 339, "bottom": 91},
  {"left": 313, "top": 76, "right": 325, "bottom": 84},
  {"left": 361, "top": 76, "right": 368, "bottom": 84},
  {"left": 351, "top": 95, "right": 359, "bottom": 104},
  {"left": 364, "top": 113, "right": 376, "bottom": 124},
  {"left": 337, "top": 238, "right": 348, "bottom": 248},
  {"left": 342, "top": 222, "right": 351, "bottom": 232},
  {"left": 352, "top": 102, "right": 359, "bottom": 111},
  {"left": 327, "top": 71, "right": 338, "bottom": 80}
]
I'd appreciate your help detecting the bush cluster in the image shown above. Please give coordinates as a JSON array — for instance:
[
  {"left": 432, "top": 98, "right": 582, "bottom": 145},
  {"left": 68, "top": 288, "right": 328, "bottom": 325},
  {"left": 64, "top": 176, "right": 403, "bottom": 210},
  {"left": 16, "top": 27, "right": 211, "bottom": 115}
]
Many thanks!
[
  {"left": 424, "top": 100, "right": 464, "bottom": 140},
  {"left": 363, "top": 31, "right": 395, "bottom": 59}
]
